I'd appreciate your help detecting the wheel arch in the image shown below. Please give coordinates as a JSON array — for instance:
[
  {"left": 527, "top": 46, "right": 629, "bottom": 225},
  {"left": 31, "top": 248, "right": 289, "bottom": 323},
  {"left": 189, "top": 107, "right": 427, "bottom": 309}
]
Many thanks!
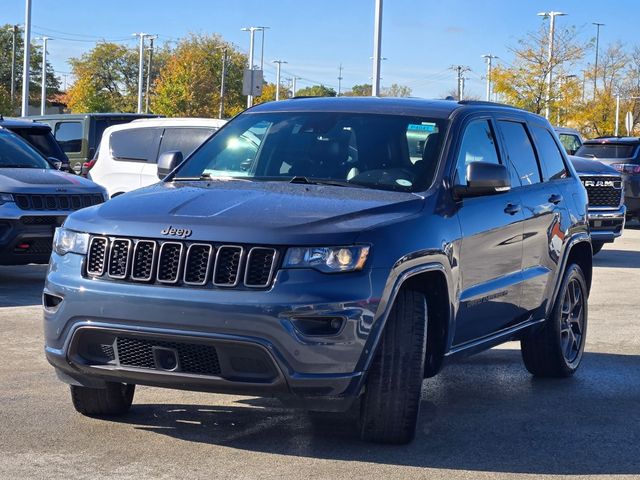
[{"left": 566, "top": 240, "right": 593, "bottom": 294}]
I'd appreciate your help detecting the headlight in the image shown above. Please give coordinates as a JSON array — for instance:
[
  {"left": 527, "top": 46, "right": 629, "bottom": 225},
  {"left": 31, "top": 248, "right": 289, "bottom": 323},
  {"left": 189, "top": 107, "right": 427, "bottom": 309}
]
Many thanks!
[
  {"left": 53, "top": 228, "right": 90, "bottom": 256},
  {"left": 0, "top": 193, "right": 14, "bottom": 205},
  {"left": 283, "top": 246, "right": 370, "bottom": 273}
]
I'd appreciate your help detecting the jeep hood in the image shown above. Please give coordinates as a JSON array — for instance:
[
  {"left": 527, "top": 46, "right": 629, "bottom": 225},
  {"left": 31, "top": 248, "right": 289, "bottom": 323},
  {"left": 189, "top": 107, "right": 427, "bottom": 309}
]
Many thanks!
[
  {"left": 65, "top": 180, "right": 425, "bottom": 245},
  {"left": 0, "top": 168, "right": 102, "bottom": 192}
]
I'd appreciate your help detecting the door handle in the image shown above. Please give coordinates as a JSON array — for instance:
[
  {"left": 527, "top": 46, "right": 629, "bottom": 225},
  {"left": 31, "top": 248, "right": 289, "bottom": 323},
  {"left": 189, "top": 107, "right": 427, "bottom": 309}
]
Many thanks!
[
  {"left": 504, "top": 203, "right": 521, "bottom": 215},
  {"left": 548, "top": 194, "right": 563, "bottom": 205}
]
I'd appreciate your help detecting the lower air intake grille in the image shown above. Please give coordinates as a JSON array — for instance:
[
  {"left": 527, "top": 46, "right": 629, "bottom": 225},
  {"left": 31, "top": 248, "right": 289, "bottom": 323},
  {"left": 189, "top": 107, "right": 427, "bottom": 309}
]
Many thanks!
[{"left": 115, "top": 336, "right": 221, "bottom": 376}]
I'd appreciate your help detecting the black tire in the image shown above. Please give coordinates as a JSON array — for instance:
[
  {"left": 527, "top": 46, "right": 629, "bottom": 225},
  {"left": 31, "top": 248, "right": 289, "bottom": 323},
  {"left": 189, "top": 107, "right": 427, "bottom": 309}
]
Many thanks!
[
  {"left": 521, "top": 264, "right": 588, "bottom": 377},
  {"left": 591, "top": 241, "right": 604, "bottom": 255},
  {"left": 359, "top": 289, "right": 427, "bottom": 444},
  {"left": 70, "top": 382, "right": 135, "bottom": 416}
]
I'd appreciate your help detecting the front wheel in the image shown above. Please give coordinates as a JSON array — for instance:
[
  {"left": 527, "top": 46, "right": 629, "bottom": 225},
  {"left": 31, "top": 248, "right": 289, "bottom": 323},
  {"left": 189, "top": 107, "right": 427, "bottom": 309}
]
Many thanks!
[
  {"left": 521, "top": 264, "right": 588, "bottom": 377},
  {"left": 70, "top": 382, "right": 135, "bottom": 416},
  {"left": 359, "top": 289, "right": 428, "bottom": 444}
]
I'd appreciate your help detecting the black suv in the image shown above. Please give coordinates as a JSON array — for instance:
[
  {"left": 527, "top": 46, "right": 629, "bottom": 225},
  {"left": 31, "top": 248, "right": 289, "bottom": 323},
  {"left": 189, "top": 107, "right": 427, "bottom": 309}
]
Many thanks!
[
  {"left": 575, "top": 137, "right": 640, "bottom": 220},
  {"left": 44, "top": 98, "right": 592, "bottom": 444}
]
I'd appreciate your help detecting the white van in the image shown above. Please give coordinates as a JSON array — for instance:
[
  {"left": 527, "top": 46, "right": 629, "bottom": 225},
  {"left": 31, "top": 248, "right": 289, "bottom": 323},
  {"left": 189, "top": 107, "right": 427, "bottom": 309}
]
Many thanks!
[{"left": 87, "top": 118, "right": 226, "bottom": 197}]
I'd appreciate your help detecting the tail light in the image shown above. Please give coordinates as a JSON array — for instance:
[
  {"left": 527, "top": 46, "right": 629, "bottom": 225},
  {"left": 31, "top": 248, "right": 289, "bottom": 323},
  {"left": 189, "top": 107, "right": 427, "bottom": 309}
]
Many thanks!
[
  {"left": 81, "top": 159, "right": 97, "bottom": 177},
  {"left": 611, "top": 163, "right": 640, "bottom": 174}
]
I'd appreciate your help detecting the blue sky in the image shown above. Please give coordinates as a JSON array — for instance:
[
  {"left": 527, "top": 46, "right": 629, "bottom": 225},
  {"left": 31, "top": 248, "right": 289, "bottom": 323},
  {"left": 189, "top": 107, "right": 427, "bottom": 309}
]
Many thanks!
[{"left": 4, "top": 0, "right": 640, "bottom": 98}]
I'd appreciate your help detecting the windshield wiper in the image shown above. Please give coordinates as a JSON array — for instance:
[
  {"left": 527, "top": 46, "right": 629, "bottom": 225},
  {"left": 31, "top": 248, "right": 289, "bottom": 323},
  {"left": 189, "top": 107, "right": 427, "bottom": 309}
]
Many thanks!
[{"left": 289, "top": 176, "right": 364, "bottom": 188}]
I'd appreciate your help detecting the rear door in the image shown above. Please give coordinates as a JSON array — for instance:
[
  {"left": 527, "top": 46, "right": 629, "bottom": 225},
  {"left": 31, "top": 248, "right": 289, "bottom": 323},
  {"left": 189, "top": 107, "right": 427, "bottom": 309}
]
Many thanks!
[
  {"left": 497, "top": 118, "right": 568, "bottom": 319},
  {"left": 140, "top": 127, "right": 216, "bottom": 187},
  {"left": 453, "top": 116, "right": 526, "bottom": 346}
]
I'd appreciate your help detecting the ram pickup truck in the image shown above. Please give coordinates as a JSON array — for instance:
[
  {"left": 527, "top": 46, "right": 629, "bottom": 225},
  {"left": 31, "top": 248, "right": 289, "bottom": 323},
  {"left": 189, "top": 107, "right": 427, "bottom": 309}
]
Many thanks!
[{"left": 43, "top": 98, "right": 592, "bottom": 444}]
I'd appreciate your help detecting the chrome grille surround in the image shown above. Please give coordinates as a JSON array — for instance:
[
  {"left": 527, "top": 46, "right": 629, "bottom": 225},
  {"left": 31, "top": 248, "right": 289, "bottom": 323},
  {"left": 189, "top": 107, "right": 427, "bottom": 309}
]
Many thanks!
[{"left": 85, "top": 236, "right": 278, "bottom": 289}]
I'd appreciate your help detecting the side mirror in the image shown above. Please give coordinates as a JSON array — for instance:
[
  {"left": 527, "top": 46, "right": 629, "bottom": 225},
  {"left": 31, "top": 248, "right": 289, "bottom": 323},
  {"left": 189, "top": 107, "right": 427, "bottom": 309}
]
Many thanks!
[
  {"left": 157, "top": 150, "right": 183, "bottom": 179},
  {"left": 454, "top": 162, "right": 511, "bottom": 198},
  {"left": 47, "top": 157, "right": 63, "bottom": 170}
]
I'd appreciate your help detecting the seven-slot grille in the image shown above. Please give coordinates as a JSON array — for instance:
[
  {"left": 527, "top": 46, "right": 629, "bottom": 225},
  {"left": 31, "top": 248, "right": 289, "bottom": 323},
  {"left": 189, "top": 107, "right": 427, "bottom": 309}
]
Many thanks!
[
  {"left": 85, "top": 236, "right": 278, "bottom": 289},
  {"left": 14, "top": 193, "right": 103, "bottom": 211},
  {"left": 580, "top": 175, "right": 623, "bottom": 208}
]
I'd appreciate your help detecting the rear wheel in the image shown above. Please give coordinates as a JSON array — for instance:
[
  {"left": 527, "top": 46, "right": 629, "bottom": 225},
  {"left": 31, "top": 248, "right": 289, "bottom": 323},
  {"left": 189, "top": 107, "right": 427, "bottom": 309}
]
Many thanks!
[
  {"left": 359, "top": 289, "right": 427, "bottom": 444},
  {"left": 521, "top": 264, "right": 588, "bottom": 377},
  {"left": 70, "top": 382, "right": 135, "bottom": 416},
  {"left": 591, "top": 241, "right": 604, "bottom": 255}
]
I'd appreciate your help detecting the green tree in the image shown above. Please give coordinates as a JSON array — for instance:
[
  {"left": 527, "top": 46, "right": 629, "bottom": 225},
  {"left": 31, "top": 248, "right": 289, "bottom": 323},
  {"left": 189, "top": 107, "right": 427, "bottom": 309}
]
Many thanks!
[
  {"left": 0, "top": 24, "right": 60, "bottom": 115},
  {"left": 294, "top": 84, "right": 336, "bottom": 97},
  {"left": 151, "top": 34, "right": 246, "bottom": 118},
  {"left": 67, "top": 43, "right": 139, "bottom": 113},
  {"left": 344, "top": 83, "right": 372, "bottom": 96}
]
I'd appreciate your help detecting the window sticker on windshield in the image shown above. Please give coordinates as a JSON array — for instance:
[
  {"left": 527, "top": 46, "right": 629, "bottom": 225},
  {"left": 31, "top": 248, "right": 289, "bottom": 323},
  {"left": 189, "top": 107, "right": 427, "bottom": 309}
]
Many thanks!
[{"left": 408, "top": 123, "right": 436, "bottom": 132}]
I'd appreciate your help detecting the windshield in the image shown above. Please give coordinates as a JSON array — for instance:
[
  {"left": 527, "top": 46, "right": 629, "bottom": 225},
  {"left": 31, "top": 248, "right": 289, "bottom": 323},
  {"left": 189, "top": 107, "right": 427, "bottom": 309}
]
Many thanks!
[
  {"left": 576, "top": 143, "right": 637, "bottom": 159},
  {"left": 174, "top": 112, "right": 447, "bottom": 192},
  {"left": 13, "top": 128, "right": 68, "bottom": 161},
  {"left": 0, "top": 130, "right": 52, "bottom": 169}
]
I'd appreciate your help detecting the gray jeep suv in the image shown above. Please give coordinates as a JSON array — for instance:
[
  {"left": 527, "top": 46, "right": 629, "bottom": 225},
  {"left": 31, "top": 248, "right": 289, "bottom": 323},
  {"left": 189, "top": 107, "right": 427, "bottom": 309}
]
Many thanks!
[
  {"left": 0, "top": 128, "right": 106, "bottom": 265},
  {"left": 43, "top": 98, "right": 592, "bottom": 444}
]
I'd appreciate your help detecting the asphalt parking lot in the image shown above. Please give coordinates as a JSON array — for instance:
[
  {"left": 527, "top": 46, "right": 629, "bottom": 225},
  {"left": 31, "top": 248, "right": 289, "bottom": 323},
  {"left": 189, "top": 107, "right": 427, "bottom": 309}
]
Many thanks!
[{"left": 1, "top": 229, "right": 639, "bottom": 480}]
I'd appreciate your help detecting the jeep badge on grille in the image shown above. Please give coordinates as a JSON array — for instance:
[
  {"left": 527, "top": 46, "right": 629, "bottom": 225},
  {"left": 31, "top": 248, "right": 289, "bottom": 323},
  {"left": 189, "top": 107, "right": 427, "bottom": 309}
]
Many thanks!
[{"left": 160, "top": 226, "right": 192, "bottom": 238}]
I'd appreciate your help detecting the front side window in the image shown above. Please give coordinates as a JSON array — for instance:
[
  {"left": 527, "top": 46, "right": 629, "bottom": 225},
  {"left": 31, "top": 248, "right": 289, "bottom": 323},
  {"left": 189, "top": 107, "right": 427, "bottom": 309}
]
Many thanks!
[
  {"left": 558, "top": 133, "right": 582, "bottom": 155},
  {"left": 0, "top": 131, "right": 51, "bottom": 169},
  {"left": 175, "top": 112, "right": 447, "bottom": 192},
  {"left": 109, "top": 128, "right": 162, "bottom": 162},
  {"left": 54, "top": 122, "right": 83, "bottom": 153},
  {"left": 532, "top": 127, "right": 568, "bottom": 180},
  {"left": 498, "top": 120, "right": 541, "bottom": 186},
  {"left": 454, "top": 119, "right": 500, "bottom": 186}
]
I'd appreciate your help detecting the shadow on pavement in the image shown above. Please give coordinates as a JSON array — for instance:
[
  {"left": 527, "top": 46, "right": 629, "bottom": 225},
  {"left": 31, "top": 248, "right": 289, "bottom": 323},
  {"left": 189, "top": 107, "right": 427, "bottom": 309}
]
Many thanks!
[
  {"left": 593, "top": 249, "right": 640, "bottom": 268},
  {"left": 0, "top": 264, "right": 47, "bottom": 307},
  {"left": 108, "top": 349, "right": 640, "bottom": 476}
]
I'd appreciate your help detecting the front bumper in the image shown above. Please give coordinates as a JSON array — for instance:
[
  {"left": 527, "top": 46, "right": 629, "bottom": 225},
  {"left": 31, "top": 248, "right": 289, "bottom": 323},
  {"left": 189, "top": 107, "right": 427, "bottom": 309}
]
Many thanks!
[
  {"left": 44, "top": 252, "right": 388, "bottom": 410},
  {"left": 0, "top": 211, "right": 65, "bottom": 265},
  {"left": 588, "top": 206, "right": 626, "bottom": 243}
]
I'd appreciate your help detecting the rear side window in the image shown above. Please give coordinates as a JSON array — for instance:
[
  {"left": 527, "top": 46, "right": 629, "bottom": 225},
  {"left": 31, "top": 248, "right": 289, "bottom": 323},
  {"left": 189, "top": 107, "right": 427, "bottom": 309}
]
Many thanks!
[
  {"left": 531, "top": 127, "right": 568, "bottom": 180},
  {"left": 157, "top": 128, "right": 215, "bottom": 163},
  {"left": 454, "top": 119, "right": 500, "bottom": 185},
  {"left": 498, "top": 120, "right": 541, "bottom": 186},
  {"left": 54, "top": 122, "right": 83, "bottom": 153},
  {"left": 109, "top": 128, "right": 162, "bottom": 162},
  {"left": 13, "top": 128, "right": 67, "bottom": 161}
]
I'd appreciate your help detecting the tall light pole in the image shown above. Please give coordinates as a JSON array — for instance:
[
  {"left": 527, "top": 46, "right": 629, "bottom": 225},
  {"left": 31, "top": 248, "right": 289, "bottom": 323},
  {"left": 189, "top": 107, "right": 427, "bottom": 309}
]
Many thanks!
[
  {"left": 538, "top": 11, "right": 567, "bottom": 120},
  {"left": 21, "top": 0, "right": 32, "bottom": 117},
  {"left": 258, "top": 26, "right": 269, "bottom": 71},
  {"left": 9, "top": 25, "right": 19, "bottom": 106},
  {"left": 481, "top": 54, "right": 498, "bottom": 101},
  {"left": 593, "top": 22, "right": 604, "bottom": 98},
  {"left": 39, "top": 37, "right": 51, "bottom": 115},
  {"left": 145, "top": 36, "right": 157, "bottom": 114},
  {"left": 371, "top": 0, "right": 383, "bottom": 97},
  {"left": 292, "top": 76, "right": 298, "bottom": 97},
  {"left": 338, "top": 63, "right": 343, "bottom": 96},
  {"left": 133, "top": 32, "right": 150, "bottom": 114},
  {"left": 219, "top": 48, "right": 228, "bottom": 118},
  {"left": 273, "top": 60, "right": 288, "bottom": 101},
  {"left": 242, "top": 27, "right": 263, "bottom": 107}
]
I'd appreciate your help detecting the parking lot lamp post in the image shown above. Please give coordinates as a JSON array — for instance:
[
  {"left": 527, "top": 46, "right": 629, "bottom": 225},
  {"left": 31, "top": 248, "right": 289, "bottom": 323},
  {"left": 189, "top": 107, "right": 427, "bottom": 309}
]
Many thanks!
[
  {"left": 273, "top": 60, "right": 287, "bottom": 101},
  {"left": 242, "top": 27, "right": 261, "bottom": 108},
  {"left": 371, "top": 0, "right": 383, "bottom": 96},
  {"left": 593, "top": 22, "right": 604, "bottom": 98},
  {"left": 39, "top": 37, "right": 50, "bottom": 115},
  {"left": 21, "top": 0, "right": 32, "bottom": 117},
  {"left": 481, "top": 54, "right": 498, "bottom": 101},
  {"left": 538, "top": 11, "right": 567, "bottom": 119},
  {"left": 145, "top": 36, "right": 157, "bottom": 114},
  {"left": 133, "top": 32, "right": 149, "bottom": 114}
]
